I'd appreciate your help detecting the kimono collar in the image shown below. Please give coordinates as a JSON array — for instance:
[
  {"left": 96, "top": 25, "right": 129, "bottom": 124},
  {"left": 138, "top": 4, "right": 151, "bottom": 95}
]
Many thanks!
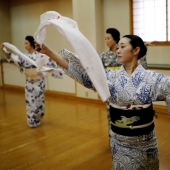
[
  {"left": 107, "top": 49, "right": 116, "bottom": 55},
  {"left": 27, "top": 51, "right": 37, "bottom": 55},
  {"left": 119, "top": 64, "right": 146, "bottom": 77},
  {"left": 119, "top": 64, "right": 146, "bottom": 88}
]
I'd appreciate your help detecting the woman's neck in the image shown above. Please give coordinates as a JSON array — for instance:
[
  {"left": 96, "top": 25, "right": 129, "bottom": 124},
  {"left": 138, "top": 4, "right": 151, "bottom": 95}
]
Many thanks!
[
  {"left": 110, "top": 45, "right": 117, "bottom": 53},
  {"left": 29, "top": 48, "right": 35, "bottom": 54},
  {"left": 124, "top": 61, "right": 138, "bottom": 76}
]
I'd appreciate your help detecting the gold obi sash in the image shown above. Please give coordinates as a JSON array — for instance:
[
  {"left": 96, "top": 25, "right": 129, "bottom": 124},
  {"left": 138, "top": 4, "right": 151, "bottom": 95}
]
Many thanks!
[
  {"left": 106, "top": 66, "right": 120, "bottom": 70},
  {"left": 25, "top": 68, "right": 41, "bottom": 80}
]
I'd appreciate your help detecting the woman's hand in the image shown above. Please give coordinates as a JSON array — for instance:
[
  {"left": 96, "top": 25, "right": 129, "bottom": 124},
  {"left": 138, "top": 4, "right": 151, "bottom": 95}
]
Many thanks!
[
  {"left": 34, "top": 42, "right": 51, "bottom": 55},
  {"left": 144, "top": 41, "right": 158, "bottom": 46},
  {"left": 0, "top": 43, "right": 4, "bottom": 50},
  {"left": 34, "top": 41, "right": 68, "bottom": 69},
  {"left": 0, "top": 43, "right": 10, "bottom": 59}
]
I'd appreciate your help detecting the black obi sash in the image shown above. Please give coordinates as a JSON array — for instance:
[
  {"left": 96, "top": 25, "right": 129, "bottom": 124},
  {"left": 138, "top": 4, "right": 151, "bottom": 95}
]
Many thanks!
[{"left": 110, "top": 104, "right": 155, "bottom": 136}]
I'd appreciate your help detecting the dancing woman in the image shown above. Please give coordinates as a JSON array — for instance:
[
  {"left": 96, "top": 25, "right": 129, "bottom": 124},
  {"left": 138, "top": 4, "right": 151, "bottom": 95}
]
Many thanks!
[
  {"left": 35, "top": 35, "right": 170, "bottom": 169},
  {"left": 1, "top": 36, "right": 63, "bottom": 127}
]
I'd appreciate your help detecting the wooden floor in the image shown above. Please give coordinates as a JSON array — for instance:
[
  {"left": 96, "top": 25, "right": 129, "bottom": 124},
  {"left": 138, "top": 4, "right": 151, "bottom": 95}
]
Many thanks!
[{"left": 0, "top": 89, "right": 170, "bottom": 170}]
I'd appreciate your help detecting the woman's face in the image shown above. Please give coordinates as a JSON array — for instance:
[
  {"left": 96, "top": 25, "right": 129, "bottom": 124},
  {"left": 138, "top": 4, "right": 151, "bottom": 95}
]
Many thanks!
[
  {"left": 105, "top": 33, "right": 117, "bottom": 49},
  {"left": 24, "top": 40, "right": 33, "bottom": 51},
  {"left": 116, "top": 37, "right": 136, "bottom": 64}
]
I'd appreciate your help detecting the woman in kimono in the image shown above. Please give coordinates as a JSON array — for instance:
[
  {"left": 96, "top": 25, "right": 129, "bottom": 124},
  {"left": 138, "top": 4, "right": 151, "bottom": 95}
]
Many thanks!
[
  {"left": 100, "top": 28, "right": 155, "bottom": 143},
  {"left": 35, "top": 34, "right": 170, "bottom": 169},
  {"left": 100, "top": 28, "right": 148, "bottom": 70},
  {"left": 1, "top": 36, "right": 63, "bottom": 128},
  {"left": 100, "top": 28, "right": 121, "bottom": 142}
]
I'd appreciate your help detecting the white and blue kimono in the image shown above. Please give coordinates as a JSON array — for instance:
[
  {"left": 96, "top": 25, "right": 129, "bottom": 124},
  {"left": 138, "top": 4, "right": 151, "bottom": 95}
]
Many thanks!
[
  {"left": 100, "top": 50, "right": 148, "bottom": 144},
  {"left": 5, "top": 51, "right": 63, "bottom": 127},
  {"left": 100, "top": 49, "right": 147, "bottom": 69},
  {"left": 60, "top": 49, "right": 170, "bottom": 170}
]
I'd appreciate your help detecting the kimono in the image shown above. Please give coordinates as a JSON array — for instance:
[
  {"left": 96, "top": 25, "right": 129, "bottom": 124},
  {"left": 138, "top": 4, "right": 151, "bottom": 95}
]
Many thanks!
[
  {"left": 5, "top": 51, "right": 63, "bottom": 127},
  {"left": 100, "top": 50, "right": 148, "bottom": 144},
  {"left": 100, "top": 50, "right": 121, "bottom": 69},
  {"left": 60, "top": 49, "right": 170, "bottom": 170},
  {"left": 100, "top": 50, "right": 148, "bottom": 69}
]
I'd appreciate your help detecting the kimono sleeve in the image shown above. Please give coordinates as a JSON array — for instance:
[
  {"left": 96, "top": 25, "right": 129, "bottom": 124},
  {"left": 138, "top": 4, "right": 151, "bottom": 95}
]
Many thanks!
[
  {"left": 59, "top": 48, "right": 96, "bottom": 90},
  {"left": 43, "top": 56, "right": 63, "bottom": 78},
  {"left": 5, "top": 51, "right": 23, "bottom": 68},
  {"left": 162, "top": 77, "right": 170, "bottom": 113},
  {"left": 139, "top": 55, "right": 147, "bottom": 69},
  {"left": 99, "top": 52, "right": 105, "bottom": 65},
  {"left": 154, "top": 72, "right": 170, "bottom": 113}
]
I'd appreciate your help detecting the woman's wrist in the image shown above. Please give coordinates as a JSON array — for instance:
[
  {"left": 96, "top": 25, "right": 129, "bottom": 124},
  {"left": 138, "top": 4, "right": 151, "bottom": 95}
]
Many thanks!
[{"left": 46, "top": 48, "right": 55, "bottom": 58}]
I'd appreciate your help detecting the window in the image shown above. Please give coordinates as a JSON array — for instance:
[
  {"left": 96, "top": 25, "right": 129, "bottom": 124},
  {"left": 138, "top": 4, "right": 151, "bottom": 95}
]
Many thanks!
[{"left": 131, "top": 0, "right": 170, "bottom": 44}]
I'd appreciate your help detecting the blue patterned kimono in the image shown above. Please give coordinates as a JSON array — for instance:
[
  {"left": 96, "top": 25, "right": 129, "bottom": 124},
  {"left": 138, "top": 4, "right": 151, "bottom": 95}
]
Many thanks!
[
  {"left": 60, "top": 49, "right": 170, "bottom": 170},
  {"left": 100, "top": 50, "right": 148, "bottom": 144},
  {"left": 6, "top": 51, "right": 63, "bottom": 127},
  {"left": 100, "top": 50, "right": 147, "bottom": 69}
]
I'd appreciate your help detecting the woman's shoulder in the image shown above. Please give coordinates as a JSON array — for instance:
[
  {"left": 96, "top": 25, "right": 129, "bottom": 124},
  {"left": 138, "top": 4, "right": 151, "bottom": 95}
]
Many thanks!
[
  {"left": 145, "top": 69, "right": 169, "bottom": 83},
  {"left": 100, "top": 50, "right": 114, "bottom": 56}
]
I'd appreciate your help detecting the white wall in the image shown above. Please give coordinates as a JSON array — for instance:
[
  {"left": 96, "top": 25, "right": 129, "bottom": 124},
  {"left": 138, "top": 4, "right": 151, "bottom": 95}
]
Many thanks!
[
  {"left": 6, "top": 0, "right": 76, "bottom": 94},
  {"left": 72, "top": 0, "right": 96, "bottom": 49},
  {"left": 0, "top": 0, "right": 11, "bottom": 86},
  {"left": 47, "top": 75, "right": 75, "bottom": 94},
  {"left": 3, "top": 63, "right": 25, "bottom": 87},
  {"left": 0, "top": 0, "right": 11, "bottom": 60},
  {"left": 2, "top": 0, "right": 103, "bottom": 98},
  {"left": 147, "top": 46, "right": 170, "bottom": 65},
  {"left": 95, "top": 0, "right": 104, "bottom": 54},
  {"left": 10, "top": 0, "right": 74, "bottom": 53},
  {"left": 103, "top": 0, "right": 130, "bottom": 51}
]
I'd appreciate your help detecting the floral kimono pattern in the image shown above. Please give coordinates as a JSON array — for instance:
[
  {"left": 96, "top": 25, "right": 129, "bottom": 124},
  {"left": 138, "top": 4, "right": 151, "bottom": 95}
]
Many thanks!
[
  {"left": 59, "top": 49, "right": 170, "bottom": 170},
  {"left": 6, "top": 51, "right": 63, "bottom": 127},
  {"left": 100, "top": 50, "right": 148, "bottom": 143},
  {"left": 100, "top": 50, "right": 147, "bottom": 69}
]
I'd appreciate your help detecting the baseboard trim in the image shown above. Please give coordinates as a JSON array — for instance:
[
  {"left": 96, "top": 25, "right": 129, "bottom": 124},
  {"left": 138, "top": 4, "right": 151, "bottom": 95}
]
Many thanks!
[
  {"left": 3, "top": 84, "right": 24, "bottom": 92},
  {"left": 153, "top": 104, "right": 168, "bottom": 114},
  {"left": 1, "top": 84, "right": 168, "bottom": 113},
  {"left": 45, "top": 90, "right": 103, "bottom": 104},
  {"left": 2, "top": 84, "right": 103, "bottom": 104}
]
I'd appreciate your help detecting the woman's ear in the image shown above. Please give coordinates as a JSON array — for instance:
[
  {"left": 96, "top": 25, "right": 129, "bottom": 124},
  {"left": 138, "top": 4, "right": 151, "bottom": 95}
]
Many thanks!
[{"left": 133, "top": 47, "right": 140, "bottom": 56}]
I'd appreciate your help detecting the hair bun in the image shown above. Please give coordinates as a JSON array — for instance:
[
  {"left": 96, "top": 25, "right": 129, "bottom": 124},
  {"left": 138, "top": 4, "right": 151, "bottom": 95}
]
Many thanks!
[
  {"left": 123, "top": 35, "right": 147, "bottom": 59},
  {"left": 106, "top": 28, "right": 120, "bottom": 44},
  {"left": 138, "top": 44, "right": 147, "bottom": 59}
]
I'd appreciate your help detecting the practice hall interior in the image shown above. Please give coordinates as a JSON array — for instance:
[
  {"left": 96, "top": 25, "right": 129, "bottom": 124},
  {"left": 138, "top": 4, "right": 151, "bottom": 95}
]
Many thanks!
[{"left": 0, "top": 0, "right": 170, "bottom": 169}]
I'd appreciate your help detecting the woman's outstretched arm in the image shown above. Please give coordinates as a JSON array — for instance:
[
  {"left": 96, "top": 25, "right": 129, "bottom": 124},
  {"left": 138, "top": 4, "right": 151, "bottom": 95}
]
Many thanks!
[
  {"left": 34, "top": 42, "right": 69, "bottom": 69},
  {"left": 1, "top": 44, "right": 10, "bottom": 59}
]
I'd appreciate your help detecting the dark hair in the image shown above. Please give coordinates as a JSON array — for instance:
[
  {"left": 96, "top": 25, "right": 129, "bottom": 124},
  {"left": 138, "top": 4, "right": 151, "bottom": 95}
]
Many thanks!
[
  {"left": 106, "top": 28, "right": 120, "bottom": 43},
  {"left": 123, "top": 35, "right": 147, "bottom": 59},
  {"left": 25, "top": 36, "right": 35, "bottom": 49}
]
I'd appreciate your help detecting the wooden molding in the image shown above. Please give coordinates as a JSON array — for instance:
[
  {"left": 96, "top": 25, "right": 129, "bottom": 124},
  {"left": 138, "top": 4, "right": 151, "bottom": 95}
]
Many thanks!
[
  {"left": 149, "top": 41, "right": 170, "bottom": 46},
  {"left": 45, "top": 90, "right": 103, "bottom": 104},
  {"left": 153, "top": 104, "right": 169, "bottom": 115},
  {"left": 129, "top": 0, "right": 133, "bottom": 34},
  {"left": 0, "top": 61, "right": 4, "bottom": 86},
  {"left": 3, "top": 84, "right": 25, "bottom": 92},
  {"left": 148, "top": 65, "right": 170, "bottom": 70},
  {"left": 2, "top": 84, "right": 103, "bottom": 104}
]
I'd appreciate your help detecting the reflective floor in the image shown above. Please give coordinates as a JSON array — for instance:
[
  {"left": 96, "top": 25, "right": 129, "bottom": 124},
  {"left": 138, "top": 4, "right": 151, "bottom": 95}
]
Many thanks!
[{"left": 0, "top": 89, "right": 170, "bottom": 170}]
